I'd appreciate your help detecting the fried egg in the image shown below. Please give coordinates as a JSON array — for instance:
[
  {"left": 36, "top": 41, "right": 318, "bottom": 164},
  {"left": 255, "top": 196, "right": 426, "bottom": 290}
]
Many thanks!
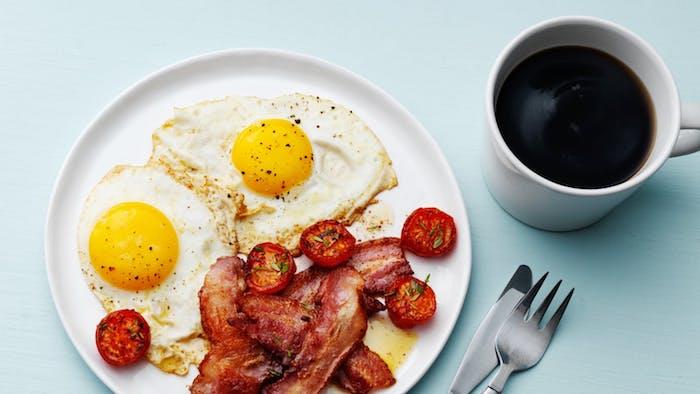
[
  {"left": 77, "top": 165, "right": 235, "bottom": 375},
  {"left": 150, "top": 93, "right": 397, "bottom": 253}
]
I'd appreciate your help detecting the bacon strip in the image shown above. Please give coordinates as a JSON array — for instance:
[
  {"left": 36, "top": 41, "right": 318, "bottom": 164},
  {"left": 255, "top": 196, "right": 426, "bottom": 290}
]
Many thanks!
[
  {"left": 264, "top": 267, "right": 367, "bottom": 394},
  {"left": 191, "top": 257, "right": 281, "bottom": 394},
  {"left": 241, "top": 290, "right": 393, "bottom": 389},
  {"left": 336, "top": 344, "right": 396, "bottom": 394},
  {"left": 240, "top": 294, "right": 313, "bottom": 365},
  {"left": 197, "top": 256, "right": 246, "bottom": 343},
  {"left": 360, "top": 292, "right": 386, "bottom": 316},
  {"left": 244, "top": 267, "right": 394, "bottom": 392},
  {"left": 281, "top": 266, "right": 327, "bottom": 306},
  {"left": 283, "top": 266, "right": 385, "bottom": 315},
  {"left": 347, "top": 237, "right": 414, "bottom": 295}
]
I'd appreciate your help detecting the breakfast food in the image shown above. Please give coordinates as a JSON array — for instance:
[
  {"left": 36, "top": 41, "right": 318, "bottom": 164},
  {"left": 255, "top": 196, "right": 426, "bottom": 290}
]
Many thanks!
[
  {"left": 347, "top": 237, "right": 414, "bottom": 295},
  {"left": 78, "top": 165, "right": 235, "bottom": 375},
  {"left": 401, "top": 207, "right": 457, "bottom": 257},
  {"left": 245, "top": 242, "right": 297, "bottom": 294},
  {"left": 241, "top": 264, "right": 395, "bottom": 392},
  {"left": 299, "top": 219, "right": 356, "bottom": 267},
  {"left": 385, "top": 275, "right": 437, "bottom": 329},
  {"left": 76, "top": 89, "right": 461, "bottom": 392},
  {"left": 239, "top": 293, "right": 312, "bottom": 364},
  {"left": 150, "top": 94, "right": 397, "bottom": 253},
  {"left": 336, "top": 344, "right": 396, "bottom": 393},
  {"left": 95, "top": 309, "right": 151, "bottom": 366},
  {"left": 194, "top": 221, "right": 445, "bottom": 392},
  {"left": 264, "top": 267, "right": 367, "bottom": 393},
  {"left": 191, "top": 256, "right": 281, "bottom": 393}
]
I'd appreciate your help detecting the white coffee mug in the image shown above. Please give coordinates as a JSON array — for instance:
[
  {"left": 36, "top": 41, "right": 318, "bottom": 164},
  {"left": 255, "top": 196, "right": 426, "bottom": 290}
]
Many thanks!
[{"left": 483, "top": 16, "right": 700, "bottom": 231}]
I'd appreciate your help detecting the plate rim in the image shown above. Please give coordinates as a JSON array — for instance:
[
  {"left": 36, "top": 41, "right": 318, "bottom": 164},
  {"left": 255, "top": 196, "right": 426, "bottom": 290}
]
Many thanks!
[{"left": 44, "top": 48, "right": 472, "bottom": 393}]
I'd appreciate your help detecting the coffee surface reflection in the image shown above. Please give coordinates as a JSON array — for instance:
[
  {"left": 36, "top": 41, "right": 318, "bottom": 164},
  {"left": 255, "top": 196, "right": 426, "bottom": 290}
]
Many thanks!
[{"left": 496, "top": 46, "right": 654, "bottom": 189}]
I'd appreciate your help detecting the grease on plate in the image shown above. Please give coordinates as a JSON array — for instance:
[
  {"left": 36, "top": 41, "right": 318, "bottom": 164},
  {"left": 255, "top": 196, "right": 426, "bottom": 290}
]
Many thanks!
[{"left": 363, "top": 315, "right": 417, "bottom": 373}]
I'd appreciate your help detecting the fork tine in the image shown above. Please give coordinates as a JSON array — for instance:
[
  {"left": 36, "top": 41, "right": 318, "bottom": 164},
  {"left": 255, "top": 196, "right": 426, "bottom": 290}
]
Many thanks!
[
  {"left": 530, "top": 280, "right": 561, "bottom": 325},
  {"left": 514, "top": 272, "right": 548, "bottom": 316},
  {"left": 544, "top": 288, "right": 574, "bottom": 336}
]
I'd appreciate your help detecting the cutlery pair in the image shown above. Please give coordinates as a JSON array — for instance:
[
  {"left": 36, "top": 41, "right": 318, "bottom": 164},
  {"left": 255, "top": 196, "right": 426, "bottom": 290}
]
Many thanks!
[{"left": 450, "top": 266, "right": 574, "bottom": 394}]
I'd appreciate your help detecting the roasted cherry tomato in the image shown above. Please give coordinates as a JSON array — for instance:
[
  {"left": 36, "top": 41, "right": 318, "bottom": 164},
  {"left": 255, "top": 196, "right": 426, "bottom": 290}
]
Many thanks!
[
  {"left": 95, "top": 309, "right": 151, "bottom": 367},
  {"left": 401, "top": 207, "right": 457, "bottom": 257},
  {"left": 386, "top": 275, "right": 437, "bottom": 329},
  {"left": 299, "top": 220, "right": 356, "bottom": 268},
  {"left": 246, "top": 242, "right": 296, "bottom": 294}
]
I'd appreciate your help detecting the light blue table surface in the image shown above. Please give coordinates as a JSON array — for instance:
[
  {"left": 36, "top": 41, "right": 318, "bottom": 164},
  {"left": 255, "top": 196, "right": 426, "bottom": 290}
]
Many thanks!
[{"left": 3, "top": 1, "right": 700, "bottom": 393}]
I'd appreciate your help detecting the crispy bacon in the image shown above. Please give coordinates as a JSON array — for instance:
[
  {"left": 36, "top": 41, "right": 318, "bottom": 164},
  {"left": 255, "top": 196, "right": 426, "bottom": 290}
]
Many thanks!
[
  {"left": 244, "top": 269, "right": 392, "bottom": 392},
  {"left": 347, "top": 237, "right": 414, "bottom": 295},
  {"left": 191, "top": 257, "right": 281, "bottom": 394},
  {"left": 282, "top": 265, "right": 386, "bottom": 316},
  {"left": 197, "top": 256, "right": 246, "bottom": 343},
  {"left": 360, "top": 292, "right": 386, "bottom": 316},
  {"left": 242, "top": 287, "right": 393, "bottom": 392},
  {"left": 264, "top": 267, "right": 367, "bottom": 394},
  {"left": 281, "top": 266, "right": 327, "bottom": 306},
  {"left": 336, "top": 344, "right": 396, "bottom": 394},
  {"left": 240, "top": 294, "right": 312, "bottom": 364}
]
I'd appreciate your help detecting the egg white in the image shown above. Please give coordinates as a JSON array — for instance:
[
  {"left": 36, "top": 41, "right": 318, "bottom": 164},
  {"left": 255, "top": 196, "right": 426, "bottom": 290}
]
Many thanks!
[
  {"left": 77, "top": 165, "right": 234, "bottom": 375},
  {"left": 150, "top": 93, "right": 397, "bottom": 253}
]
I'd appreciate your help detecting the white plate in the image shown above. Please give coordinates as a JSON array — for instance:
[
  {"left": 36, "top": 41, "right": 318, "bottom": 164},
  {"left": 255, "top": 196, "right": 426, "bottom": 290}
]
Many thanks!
[{"left": 45, "top": 49, "right": 471, "bottom": 394}]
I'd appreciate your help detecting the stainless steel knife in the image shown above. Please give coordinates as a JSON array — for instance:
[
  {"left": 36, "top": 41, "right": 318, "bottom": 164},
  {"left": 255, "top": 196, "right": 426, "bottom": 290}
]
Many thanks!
[{"left": 449, "top": 265, "right": 532, "bottom": 394}]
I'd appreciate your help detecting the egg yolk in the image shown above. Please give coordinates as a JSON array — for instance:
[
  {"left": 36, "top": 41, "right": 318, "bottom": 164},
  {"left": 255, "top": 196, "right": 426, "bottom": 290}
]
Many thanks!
[
  {"left": 231, "top": 119, "right": 313, "bottom": 196},
  {"left": 89, "top": 202, "right": 178, "bottom": 291}
]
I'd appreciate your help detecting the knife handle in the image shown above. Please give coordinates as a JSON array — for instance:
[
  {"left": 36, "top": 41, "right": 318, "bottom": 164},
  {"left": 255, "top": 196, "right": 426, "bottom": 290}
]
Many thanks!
[{"left": 483, "top": 362, "right": 512, "bottom": 393}]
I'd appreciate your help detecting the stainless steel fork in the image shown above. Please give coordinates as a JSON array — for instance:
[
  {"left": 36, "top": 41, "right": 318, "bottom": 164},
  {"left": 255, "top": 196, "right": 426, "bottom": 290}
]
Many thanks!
[{"left": 482, "top": 273, "right": 574, "bottom": 394}]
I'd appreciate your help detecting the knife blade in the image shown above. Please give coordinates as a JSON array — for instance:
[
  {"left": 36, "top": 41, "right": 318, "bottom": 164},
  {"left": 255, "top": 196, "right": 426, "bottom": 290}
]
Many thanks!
[{"left": 449, "top": 265, "right": 532, "bottom": 394}]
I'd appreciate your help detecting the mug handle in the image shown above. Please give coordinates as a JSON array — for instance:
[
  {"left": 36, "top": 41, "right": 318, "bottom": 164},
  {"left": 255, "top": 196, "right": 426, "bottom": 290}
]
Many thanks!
[{"left": 671, "top": 103, "right": 700, "bottom": 157}]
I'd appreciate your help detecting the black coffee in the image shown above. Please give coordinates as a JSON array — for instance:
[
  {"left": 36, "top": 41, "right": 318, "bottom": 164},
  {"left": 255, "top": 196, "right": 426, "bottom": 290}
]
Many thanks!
[{"left": 496, "top": 46, "right": 653, "bottom": 189}]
